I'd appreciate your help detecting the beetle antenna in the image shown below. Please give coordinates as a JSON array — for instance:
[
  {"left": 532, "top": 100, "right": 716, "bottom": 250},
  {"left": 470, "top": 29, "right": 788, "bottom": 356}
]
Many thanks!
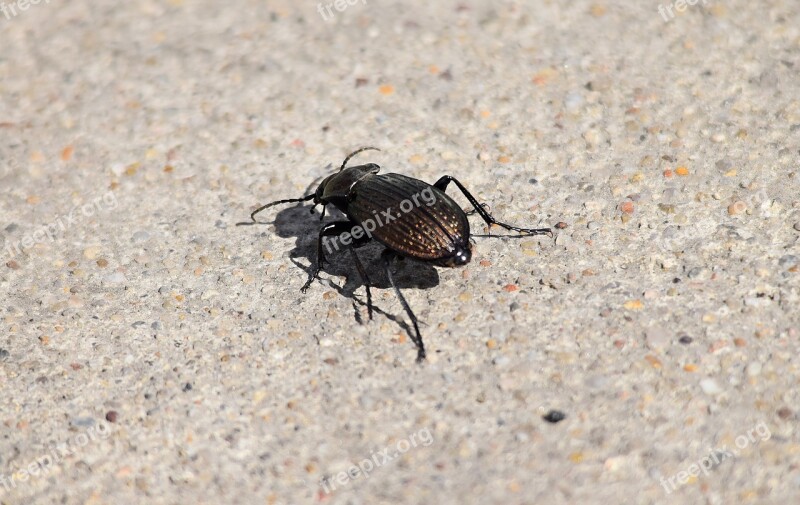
[
  {"left": 340, "top": 146, "right": 380, "bottom": 171},
  {"left": 246, "top": 193, "right": 315, "bottom": 223}
]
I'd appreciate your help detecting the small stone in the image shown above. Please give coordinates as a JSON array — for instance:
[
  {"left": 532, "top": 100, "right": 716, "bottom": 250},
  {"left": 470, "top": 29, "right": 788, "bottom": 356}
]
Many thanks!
[
  {"left": 583, "top": 128, "right": 604, "bottom": 146},
  {"left": 492, "top": 355, "right": 510, "bottom": 367},
  {"left": 679, "top": 336, "right": 693, "bottom": 345},
  {"left": 132, "top": 231, "right": 150, "bottom": 243},
  {"left": 645, "top": 355, "right": 662, "bottom": 368},
  {"left": 623, "top": 299, "right": 644, "bottom": 310},
  {"left": 715, "top": 159, "right": 732, "bottom": 172},
  {"left": 728, "top": 201, "right": 747, "bottom": 215},
  {"left": 699, "top": 378, "right": 723, "bottom": 395},
  {"left": 619, "top": 201, "right": 634, "bottom": 214},
  {"left": 555, "top": 234, "right": 573, "bottom": 247},
  {"left": 105, "top": 411, "right": 119, "bottom": 423},
  {"left": 745, "top": 362, "right": 762, "bottom": 377},
  {"left": 83, "top": 246, "right": 101, "bottom": 259},
  {"left": 105, "top": 272, "right": 127, "bottom": 284},
  {"left": 543, "top": 410, "right": 566, "bottom": 423},
  {"left": 555, "top": 222, "right": 568, "bottom": 229},
  {"left": 777, "top": 407, "right": 793, "bottom": 420},
  {"left": 687, "top": 267, "right": 708, "bottom": 279}
]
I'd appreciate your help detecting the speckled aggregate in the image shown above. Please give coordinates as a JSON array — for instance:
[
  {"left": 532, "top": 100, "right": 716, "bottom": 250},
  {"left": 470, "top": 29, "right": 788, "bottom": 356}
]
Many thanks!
[{"left": 1, "top": 1, "right": 799, "bottom": 504}]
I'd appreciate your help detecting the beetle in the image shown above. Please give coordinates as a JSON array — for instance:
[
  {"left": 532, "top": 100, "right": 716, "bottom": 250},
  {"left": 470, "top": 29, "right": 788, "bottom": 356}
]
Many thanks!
[{"left": 243, "top": 147, "right": 552, "bottom": 362}]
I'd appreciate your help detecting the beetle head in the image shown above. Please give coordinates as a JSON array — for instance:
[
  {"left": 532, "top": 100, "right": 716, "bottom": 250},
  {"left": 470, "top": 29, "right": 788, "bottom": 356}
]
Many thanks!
[{"left": 439, "top": 242, "right": 472, "bottom": 267}]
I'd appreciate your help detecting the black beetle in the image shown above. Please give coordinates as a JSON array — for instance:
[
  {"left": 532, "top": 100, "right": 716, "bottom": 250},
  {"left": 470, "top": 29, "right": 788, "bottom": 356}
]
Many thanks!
[{"left": 242, "top": 147, "right": 551, "bottom": 362}]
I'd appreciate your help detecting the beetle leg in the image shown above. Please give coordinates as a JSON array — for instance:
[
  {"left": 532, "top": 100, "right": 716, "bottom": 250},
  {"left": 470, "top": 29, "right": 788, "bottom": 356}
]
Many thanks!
[
  {"left": 301, "top": 221, "right": 353, "bottom": 292},
  {"left": 433, "top": 176, "right": 553, "bottom": 237},
  {"left": 381, "top": 250, "right": 426, "bottom": 363},
  {"left": 465, "top": 202, "right": 490, "bottom": 216},
  {"left": 348, "top": 247, "right": 373, "bottom": 321},
  {"left": 301, "top": 220, "right": 373, "bottom": 293}
]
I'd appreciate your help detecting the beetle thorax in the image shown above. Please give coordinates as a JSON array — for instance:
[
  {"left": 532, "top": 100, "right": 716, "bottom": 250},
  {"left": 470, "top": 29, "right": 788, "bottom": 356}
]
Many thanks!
[{"left": 317, "top": 163, "right": 380, "bottom": 204}]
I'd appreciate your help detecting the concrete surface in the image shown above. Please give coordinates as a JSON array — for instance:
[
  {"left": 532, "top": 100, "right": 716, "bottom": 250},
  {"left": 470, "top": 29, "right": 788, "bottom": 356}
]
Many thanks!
[{"left": 1, "top": 0, "right": 799, "bottom": 504}]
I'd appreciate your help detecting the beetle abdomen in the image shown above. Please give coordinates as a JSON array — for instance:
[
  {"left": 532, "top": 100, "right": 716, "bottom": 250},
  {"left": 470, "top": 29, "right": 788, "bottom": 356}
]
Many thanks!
[{"left": 347, "top": 173, "right": 470, "bottom": 260}]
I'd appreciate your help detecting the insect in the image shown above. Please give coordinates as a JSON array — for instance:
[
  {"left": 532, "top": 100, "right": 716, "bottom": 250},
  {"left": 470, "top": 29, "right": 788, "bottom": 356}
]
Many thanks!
[{"left": 243, "top": 147, "right": 552, "bottom": 362}]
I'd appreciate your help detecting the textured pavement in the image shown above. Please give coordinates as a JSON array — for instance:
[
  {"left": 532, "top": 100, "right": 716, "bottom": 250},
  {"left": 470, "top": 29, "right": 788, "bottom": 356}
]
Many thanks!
[{"left": 1, "top": 1, "right": 799, "bottom": 504}]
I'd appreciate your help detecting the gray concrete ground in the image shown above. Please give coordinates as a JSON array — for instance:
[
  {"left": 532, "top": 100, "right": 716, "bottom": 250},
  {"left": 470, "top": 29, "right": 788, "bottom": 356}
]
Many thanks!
[{"left": 1, "top": 0, "right": 799, "bottom": 504}]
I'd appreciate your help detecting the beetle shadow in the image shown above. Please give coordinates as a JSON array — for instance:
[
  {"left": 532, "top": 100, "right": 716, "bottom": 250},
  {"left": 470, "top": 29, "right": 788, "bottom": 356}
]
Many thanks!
[{"left": 245, "top": 202, "right": 441, "bottom": 331}]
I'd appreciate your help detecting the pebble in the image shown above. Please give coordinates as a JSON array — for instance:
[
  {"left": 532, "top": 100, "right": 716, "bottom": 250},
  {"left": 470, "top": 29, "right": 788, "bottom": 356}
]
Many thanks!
[
  {"left": 554, "top": 234, "right": 573, "bottom": 247},
  {"left": 619, "top": 201, "right": 634, "bottom": 214},
  {"left": 105, "top": 272, "right": 127, "bottom": 284},
  {"left": 715, "top": 159, "right": 732, "bottom": 172},
  {"left": 744, "top": 296, "right": 770, "bottom": 307},
  {"left": 745, "top": 362, "right": 762, "bottom": 377},
  {"left": 728, "top": 201, "right": 747, "bottom": 215},
  {"left": 699, "top": 378, "right": 723, "bottom": 395},
  {"left": 492, "top": 355, "right": 510, "bottom": 367},
  {"left": 543, "top": 410, "right": 566, "bottom": 423},
  {"left": 565, "top": 92, "right": 584, "bottom": 111},
  {"left": 132, "top": 230, "right": 150, "bottom": 243},
  {"left": 83, "top": 246, "right": 101, "bottom": 260},
  {"left": 687, "top": 267, "right": 708, "bottom": 279},
  {"left": 583, "top": 128, "right": 604, "bottom": 147},
  {"left": 623, "top": 299, "right": 644, "bottom": 310}
]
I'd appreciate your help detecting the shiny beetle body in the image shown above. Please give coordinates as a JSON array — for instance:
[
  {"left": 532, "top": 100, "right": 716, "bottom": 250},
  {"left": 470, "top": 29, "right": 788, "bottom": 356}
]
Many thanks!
[
  {"left": 321, "top": 166, "right": 472, "bottom": 267},
  {"left": 243, "top": 147, "right": 551, "bottom": 362}
]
